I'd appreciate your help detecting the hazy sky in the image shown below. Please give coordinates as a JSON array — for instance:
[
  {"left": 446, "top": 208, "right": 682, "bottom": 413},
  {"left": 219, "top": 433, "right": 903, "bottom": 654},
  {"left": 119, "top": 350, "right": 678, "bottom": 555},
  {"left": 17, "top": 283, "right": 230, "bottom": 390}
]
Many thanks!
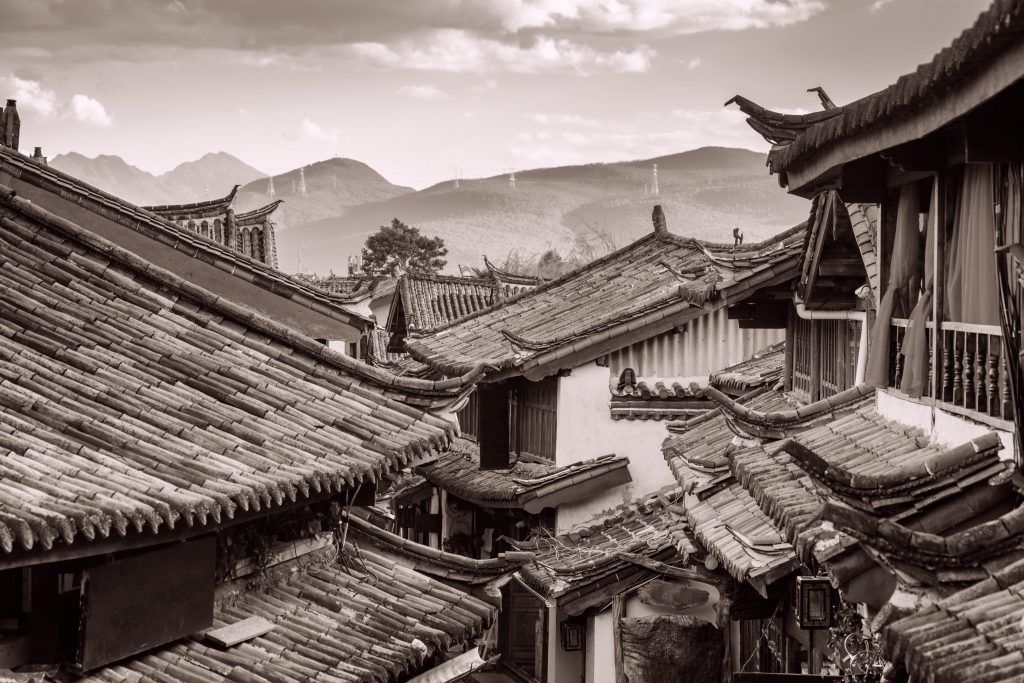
[{"left": 0, "top": 0, "right": 992, "bottom": 189}]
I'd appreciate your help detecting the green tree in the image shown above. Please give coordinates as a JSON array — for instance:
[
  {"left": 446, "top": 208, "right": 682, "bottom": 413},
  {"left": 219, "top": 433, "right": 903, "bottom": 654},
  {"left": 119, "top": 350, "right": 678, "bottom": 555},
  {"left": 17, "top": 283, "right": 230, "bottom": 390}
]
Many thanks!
[{"left": 361, "top": 218, "right": 448, "bottom": 276}]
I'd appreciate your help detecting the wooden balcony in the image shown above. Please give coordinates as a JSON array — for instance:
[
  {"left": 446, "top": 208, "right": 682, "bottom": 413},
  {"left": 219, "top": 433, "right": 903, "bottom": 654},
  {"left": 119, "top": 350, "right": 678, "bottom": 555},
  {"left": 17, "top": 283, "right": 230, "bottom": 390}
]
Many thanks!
[{"left": 890, "top": 320, "right": 1013, "bottom": 423}]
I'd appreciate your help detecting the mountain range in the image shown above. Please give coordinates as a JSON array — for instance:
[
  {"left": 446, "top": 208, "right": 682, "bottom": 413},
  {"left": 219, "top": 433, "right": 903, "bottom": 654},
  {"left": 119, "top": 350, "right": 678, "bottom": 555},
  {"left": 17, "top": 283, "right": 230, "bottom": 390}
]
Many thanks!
[{"left": 49, "top": 147, "right": 810, "bottom": 274}]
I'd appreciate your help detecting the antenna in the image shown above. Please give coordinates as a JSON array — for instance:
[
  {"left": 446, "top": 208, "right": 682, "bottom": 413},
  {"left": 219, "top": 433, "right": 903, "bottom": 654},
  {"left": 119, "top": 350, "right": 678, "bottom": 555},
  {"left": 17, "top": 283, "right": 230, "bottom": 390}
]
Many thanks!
[
  {"left": 297, "top": 167, "right": 308, "bottom": 197},
  {"left": 651, "top": 163, "right": 660, "bottom": 197},
  {"left": 267, "top": 175, "right": 275, "bottom": 198}
]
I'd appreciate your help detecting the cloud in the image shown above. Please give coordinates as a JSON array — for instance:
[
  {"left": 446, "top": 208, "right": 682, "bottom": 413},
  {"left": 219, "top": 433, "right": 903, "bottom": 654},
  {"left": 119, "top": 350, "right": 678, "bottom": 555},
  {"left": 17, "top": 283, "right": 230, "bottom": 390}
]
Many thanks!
[
  {"left": 1, "top": 76, "right": 57, "bottom": 116},
  {"left": 69, "top": 94, "right": 112, "bottom": 126},
  {"left": 685, "top": 57, "right": 702, "bottom": 70},
  {"left": 532, "top": 113, "right": 602, "bottom": 127},
  {"left": 396, "top": 84, "right": 446, "bottom": 100},
  {"left": 868, "top": 0, "right": 895, "bottom": 11},
  {"left": 482, "top": 0, "right": 825, "bottom": 34},
  {"left": 352, "top": 29, "right": 655, "bottom": 74},
  {"left": 300, "top": 117, "right": 338, "bottom": 144}
]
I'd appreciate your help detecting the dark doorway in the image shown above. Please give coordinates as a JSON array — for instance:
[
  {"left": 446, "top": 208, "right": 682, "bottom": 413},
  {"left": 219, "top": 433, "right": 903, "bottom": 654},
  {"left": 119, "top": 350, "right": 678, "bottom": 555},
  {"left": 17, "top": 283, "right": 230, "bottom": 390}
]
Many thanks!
[{"left": 500, "top": 580, "right": 546, "bottom": 682}]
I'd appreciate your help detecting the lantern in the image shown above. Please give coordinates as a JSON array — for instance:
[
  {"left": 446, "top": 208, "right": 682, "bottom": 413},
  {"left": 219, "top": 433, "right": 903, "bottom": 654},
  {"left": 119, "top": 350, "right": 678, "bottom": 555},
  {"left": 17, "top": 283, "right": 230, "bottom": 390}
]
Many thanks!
[{"left": 796, "top": 576, "right": 834, "bottom": 629}]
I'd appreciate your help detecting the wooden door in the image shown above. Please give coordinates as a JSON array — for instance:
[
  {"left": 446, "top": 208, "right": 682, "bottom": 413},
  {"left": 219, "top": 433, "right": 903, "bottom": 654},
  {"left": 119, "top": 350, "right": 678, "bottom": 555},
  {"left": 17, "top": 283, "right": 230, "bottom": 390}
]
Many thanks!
[{"left": 503, "top": 581, "right": 545, "bottom": 682}]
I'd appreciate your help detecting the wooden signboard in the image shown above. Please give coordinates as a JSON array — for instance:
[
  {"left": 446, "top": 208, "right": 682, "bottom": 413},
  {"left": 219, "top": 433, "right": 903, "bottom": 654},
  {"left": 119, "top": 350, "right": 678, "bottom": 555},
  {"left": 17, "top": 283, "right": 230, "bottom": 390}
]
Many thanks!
[{"left": 77, "top": 537, "right": 215, "bottom": 671}]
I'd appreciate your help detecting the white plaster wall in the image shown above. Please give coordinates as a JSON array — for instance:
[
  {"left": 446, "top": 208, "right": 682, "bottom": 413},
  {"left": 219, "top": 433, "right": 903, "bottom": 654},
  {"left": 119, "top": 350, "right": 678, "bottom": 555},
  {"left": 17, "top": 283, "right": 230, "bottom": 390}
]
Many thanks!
[
  {"left": 554, "top": 362, "right": 677, "bottom": 532},
  {"left": 548, "top": 605, "right": 583, "bottom": 683},
  {"left": 587, "top": 611, "right": 615, "bottom": 683},
  {"left": 876, "top": 388, "right": 1016, "bottom": 460}
]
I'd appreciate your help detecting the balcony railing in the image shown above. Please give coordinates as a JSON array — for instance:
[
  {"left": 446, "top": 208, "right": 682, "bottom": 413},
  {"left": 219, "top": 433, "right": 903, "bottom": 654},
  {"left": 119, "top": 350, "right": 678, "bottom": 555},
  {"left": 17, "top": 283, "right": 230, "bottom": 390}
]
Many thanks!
[{"left": 890, "top": 319, "right": 1012, "bottom": 422}]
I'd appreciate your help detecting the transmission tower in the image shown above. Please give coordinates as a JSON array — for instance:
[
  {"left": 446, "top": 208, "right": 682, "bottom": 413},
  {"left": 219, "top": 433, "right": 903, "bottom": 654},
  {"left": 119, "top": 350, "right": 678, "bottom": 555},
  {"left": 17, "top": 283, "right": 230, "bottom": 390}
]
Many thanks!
[
  {"left": 651, "top": 163, "right": 660, "bottom": 197},
  {"left": 509, "top": 167, "right": 516, "bottom": 189},
  {"left": 297, "top": 167, "right": 308, "bottom": 197},
  {"left": 267, "top": 175, "right": 275, "bottom": 198}
]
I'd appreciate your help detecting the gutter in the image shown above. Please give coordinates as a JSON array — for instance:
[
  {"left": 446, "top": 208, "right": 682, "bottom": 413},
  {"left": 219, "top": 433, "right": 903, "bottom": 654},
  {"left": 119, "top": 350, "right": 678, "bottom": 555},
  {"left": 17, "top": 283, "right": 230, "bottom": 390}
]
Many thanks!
[{"left": 792, "top": 293, "right": 869, "bottom": 385}]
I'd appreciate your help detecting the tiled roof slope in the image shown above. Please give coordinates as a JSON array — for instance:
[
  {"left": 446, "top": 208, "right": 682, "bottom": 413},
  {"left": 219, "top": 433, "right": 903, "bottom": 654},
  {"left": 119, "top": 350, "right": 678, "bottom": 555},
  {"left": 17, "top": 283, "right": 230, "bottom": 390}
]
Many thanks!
[
  {"left": 883, "top": 557, "right": 1024, "bottom": 683},
  {"left": 731, "top": 401, "right": 1015, "bottom": 593},
  {"left": 417, "top": 441, "right": 631, "bottom": 513},
  {"left": 363, "top": 328, "right": 433, "bottom": 377},
  {"left": 407, "top": 224, "right": 806, "bottom": 378},
  {"left": 76, "top": 547, "right": 494, "bottom": 683},
  {"left": 0, "top": 145, "right": 374, "bottom": 314},
  {"left": 708, "top": 342, "right": 785, "bottom": 395},
  {"left": 663, "top": 390, "right": 799, "bottom": 590},
  {"left": 847, "top": 202, "right": 880, "bottom": 305},
  {"left": 394, "top": 273, "right": 498, "bottom": 333},
  {"left": 514, "top": 488, "right": 706, "bottom": 615},
  {"left": 0, "top": 186, "right": 482, "bottom": 556},
  {"left": 297, "top": 274, "right": 388, "bottom": 303},
  {"left": 734, "top": 0, "right": 1024, "bottom": 174}
]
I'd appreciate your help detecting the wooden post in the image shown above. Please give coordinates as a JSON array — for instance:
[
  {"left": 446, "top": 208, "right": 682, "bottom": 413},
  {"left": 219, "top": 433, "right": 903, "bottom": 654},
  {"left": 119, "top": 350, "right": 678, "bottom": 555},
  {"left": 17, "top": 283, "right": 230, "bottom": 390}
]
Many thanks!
[
  {"left": 783, "top": 308, "right": 795, "bottom": 392},
  {"left": 613, "top": 594, "right": 626, "bottom": 683}
]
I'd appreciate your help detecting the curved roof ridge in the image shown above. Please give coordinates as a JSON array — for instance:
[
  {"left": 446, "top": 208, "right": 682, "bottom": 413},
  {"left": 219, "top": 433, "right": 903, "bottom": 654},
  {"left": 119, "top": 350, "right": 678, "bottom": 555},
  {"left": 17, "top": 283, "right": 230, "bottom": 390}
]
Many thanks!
[
  {"left": 235, "top": 199, "right": 284, "bottom": 222},
  {"left": 142, "top": 184, "right": 240, "bottom": 213},
  {"left": 483, "top": 254, "right": 545, "bottom": 286},
  {"left": 699, "top": 383, "right": 874, "bottom": 429}
]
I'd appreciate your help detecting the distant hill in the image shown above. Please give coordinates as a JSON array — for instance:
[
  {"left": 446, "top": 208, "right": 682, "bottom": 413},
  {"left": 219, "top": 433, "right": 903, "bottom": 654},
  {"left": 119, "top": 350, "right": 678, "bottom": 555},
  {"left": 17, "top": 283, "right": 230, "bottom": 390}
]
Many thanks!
[
  {"left": 233, "top": 158, "right": 414, "bottom": 229},
  {"left": 49, "top": 151, "right": 266, "bottom": 205},
  {"left": 161, "top": 152, "right": 265, "bottom": 199},
  {"left": 277, "top": 147, "right": 809, "bottom": 274}
]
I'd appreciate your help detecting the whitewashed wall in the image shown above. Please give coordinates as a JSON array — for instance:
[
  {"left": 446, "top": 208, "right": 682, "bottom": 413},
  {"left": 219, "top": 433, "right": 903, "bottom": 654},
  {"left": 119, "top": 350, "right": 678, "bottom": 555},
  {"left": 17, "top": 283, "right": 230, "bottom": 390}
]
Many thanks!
[
  {"left": 553, "top": 362, "right": 677, "bottom": 532},
  {"left": 608, "top": 306, "right": 783, "bottom": 377}
]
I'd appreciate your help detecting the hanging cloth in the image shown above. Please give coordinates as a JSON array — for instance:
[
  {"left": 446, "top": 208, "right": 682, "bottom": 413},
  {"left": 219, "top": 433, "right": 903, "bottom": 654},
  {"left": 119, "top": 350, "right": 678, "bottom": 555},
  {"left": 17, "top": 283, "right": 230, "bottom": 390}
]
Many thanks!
[
  {"left": 899, "top": 178, "right": 938, "bottom": 397},
  {"left": 946, "top": 164, "right": 1001, "bottom": 325},
  {"left": 865, "top": 183, "right": 923, "bottom": 387}
]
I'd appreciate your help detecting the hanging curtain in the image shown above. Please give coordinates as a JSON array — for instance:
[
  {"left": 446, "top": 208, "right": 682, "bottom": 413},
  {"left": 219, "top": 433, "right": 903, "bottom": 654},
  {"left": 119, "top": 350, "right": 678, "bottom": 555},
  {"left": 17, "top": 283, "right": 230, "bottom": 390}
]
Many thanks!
[
  {"left": 899, "top": 178, "right": 938, "bottom": 397},
  {"left": 946, "top": 164, "right": 1001, "bottom": 325},
  {"left": 865, "top": 183, "right": 923, "bottom": 387}
]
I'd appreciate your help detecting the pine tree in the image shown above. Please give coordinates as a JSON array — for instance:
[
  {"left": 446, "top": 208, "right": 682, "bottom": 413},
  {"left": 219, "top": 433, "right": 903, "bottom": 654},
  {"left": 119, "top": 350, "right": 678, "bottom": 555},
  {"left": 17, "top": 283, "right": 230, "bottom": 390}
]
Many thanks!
[{"left": 361, "top": 219, "right": 448, "bottom": 276}]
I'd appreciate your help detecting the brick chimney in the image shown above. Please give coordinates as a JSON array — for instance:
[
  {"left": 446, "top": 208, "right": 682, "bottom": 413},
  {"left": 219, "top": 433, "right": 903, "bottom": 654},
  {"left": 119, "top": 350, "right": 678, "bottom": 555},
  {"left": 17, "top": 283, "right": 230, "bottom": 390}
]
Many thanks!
[
  {"left": 31, "top": 146, "right": 47, "bottom": 166},
  {"left": 652, "top": 204, "right": 667, "bottom": 234},
  {"left": 1, "top": 100, "right": 20, "bottom": 151}
]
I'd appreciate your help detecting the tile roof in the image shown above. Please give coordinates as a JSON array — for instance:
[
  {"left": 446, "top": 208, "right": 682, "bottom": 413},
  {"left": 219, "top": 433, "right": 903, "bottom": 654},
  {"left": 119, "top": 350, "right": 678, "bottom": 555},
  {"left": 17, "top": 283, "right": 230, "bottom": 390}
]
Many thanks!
[
  {"left": 697, "top": 383, "right": 875, "bottom": 439},
  {"left": 0, "top": 145, "right": 375, "bottom": 319},
  {"left": 847, "top": 202, "right": 879, "bottom": 305},
  {"left": 609, "top": 373, "right": 709, "bottom": 420},
  {"left": 363, "top": 328, "right": 433, "bottom": 378},
  {"left": 297, "top": 275, "right": 389, "bottom": 304},
  {"left": 662, "top": 390, "right": 799, "bottom": 589},
  {"left": 344, "top": 512, "right": 525, "bottom": 586},
  {"left": 0, "top": 185, "right": 486, "bottom": 557},
  {"left": 416, "top": 441, "right": 631, "bottom": 513},
  {"left": 732, "top": 0, "right": 1024, "bottom": 175},
  {"left": 707, "top": 342, "right": 785, "bottom": 395},
  {"left": 883, "top": 557, "right": 1024, "bottom": 683},
  {"left": 731, "top": 400, "right": 1015, "bottom": 589},
  {"left": 75, "top": 546, "right": 495, "bottom": 683},
  {"left": 391, "top": 273, "right": 500, "bottom": 334},
  {"left": 407, "top": 223, "right": 807, "bottom": 379},
  {"left": 235, "top": 200, "right": 284, "bottom": 225},
  {"left": 513, "top": 488, "right": 706, "bottom": 614}
]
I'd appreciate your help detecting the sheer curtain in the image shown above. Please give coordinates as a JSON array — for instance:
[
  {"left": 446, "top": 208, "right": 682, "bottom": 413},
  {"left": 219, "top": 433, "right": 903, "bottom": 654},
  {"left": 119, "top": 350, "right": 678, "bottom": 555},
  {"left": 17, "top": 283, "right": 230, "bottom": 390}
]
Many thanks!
[
  {"left": 946, "top": 164, "right": 1000, "bottom": 325},
  {"left": 865, "top": 183, "right": 924, "bottom": 387}
]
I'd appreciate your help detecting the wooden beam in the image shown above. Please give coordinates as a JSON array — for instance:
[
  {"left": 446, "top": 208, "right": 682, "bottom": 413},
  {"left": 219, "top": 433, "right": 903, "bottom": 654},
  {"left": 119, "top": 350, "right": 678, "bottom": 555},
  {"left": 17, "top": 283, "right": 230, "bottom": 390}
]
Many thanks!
[{"left": 613, "top": 594, "right": 626, "bottom": 683}]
